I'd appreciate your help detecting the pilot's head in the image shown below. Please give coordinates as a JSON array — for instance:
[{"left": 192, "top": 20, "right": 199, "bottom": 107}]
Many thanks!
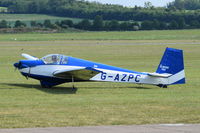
[{"left": 52, "top": 55, "right": 57, "bottom": 62}]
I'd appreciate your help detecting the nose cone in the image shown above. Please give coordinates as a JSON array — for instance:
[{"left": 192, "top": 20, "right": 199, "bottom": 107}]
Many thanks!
[
  {"left": 14, "top": 60, "right": 44, "bottom": 69},
  {"left": 13, "top": 61, "right": 29, "bottom": 69},
  {"left": 14, "top": 62, "right": 20, "bottom": 68}
]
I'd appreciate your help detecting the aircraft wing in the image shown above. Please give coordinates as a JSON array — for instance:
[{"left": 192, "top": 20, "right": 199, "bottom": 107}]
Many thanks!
[
  {"left": 53, "top": 67, "right": 102, "bottom": 81},
  {"left": 147, "top": 72, "right": 172, "bottom": 78}
]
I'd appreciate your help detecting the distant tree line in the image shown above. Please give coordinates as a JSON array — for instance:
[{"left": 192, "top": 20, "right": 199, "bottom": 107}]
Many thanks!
[
  {"left": 1, "top": 0, "right": 200, "bottom": 31},
  {"left": 1, "top": 15, "right": 200, "bottom": 31},
  {"left": 0, "top": 16, "right": 140, "bottom": 31},
  {"left": 167, "top": 0, "right": 200, "bottom": 10},
  {"left": 1, "top": 0, "right": 200, "bottom": 23}
]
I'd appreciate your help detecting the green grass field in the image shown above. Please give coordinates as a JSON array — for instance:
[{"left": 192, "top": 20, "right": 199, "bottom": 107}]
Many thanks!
[
  {"left": 0, "top": 30, "right": 200, "bottom": 128},
  {"left": 1, "top": 29, "right": 200, "bottom": 41},
  {"left": 0, "top": 14, "right": 82, "bottom": 27}
]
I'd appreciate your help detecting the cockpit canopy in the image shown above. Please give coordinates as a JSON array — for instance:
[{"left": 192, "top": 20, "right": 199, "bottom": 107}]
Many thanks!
[{"left": 41, "top": 54, "right": 68, "bottom": 65}]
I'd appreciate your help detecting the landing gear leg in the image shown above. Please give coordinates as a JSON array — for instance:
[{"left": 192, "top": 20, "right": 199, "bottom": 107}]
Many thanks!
[{"left": 71, "top": 75, "right": 76, "bottom": 90}]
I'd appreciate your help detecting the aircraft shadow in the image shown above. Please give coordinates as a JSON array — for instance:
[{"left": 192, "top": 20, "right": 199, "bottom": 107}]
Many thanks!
[
  {"left": 74, "top": 85, "right": 152, "bottom": 89},
  {"left": 134, "top": 86, "right": 152, "bottom": 89},
  {"left": 3, "top": 83, "right": 151, "bottom": 95},
  {"left": 3, "top": 83, "right": 78, "bottom": 94}
]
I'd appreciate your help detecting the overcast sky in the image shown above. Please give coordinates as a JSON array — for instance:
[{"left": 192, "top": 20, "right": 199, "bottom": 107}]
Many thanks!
[{"left": 86, "top": 0, "right": 175, "bottom": 7}]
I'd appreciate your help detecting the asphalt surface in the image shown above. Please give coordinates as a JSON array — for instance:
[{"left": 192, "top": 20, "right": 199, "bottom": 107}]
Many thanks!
[{"left": 0, "top": 124, "right": 200, "bottom": 133}]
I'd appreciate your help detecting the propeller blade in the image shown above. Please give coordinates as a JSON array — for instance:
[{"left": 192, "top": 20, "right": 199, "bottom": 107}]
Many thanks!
[{"left": 21, "top": 53, "right": 38, "bottom": 60}]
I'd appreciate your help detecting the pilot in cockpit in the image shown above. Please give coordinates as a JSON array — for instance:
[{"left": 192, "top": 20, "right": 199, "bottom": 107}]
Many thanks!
[{"left": 52, "top": 55, "right": 58, "bottom": 64}]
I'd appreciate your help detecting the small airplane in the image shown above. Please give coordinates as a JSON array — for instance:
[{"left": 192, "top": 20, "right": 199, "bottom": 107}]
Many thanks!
[{"left": 14, "top": 47, "right": 185, "bottom": 89}]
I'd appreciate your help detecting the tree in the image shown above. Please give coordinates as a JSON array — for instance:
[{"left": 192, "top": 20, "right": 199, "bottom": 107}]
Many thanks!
[
  {"left": 30, "top": 21, "right": 37, "bottom": 27},
  {"left": 50, "top": 23, "right": 60, "bottom": 29},
  {"left": 184, "top": 0, "right": 200, "bottom": 10},
  {"left": 159, "top": 21, "right": 168, "bottom": 30},
  {"left": 14, "top": 20, "right": 26, "bottom": 28},
  {"left": 175, "top": 0, "right": 184, "bottom": 10},
  {"left": 144, "top": 1, "right": 154, "bottom": 9},
  {"left": 43, "top": 19, "right": 52, "bottom": 28},
  {"left": 36, "top": 22, "right": 43, "bottom": 28},
  {"left": 60, "top": 20, "right": 74, "bottom": 28},
  {"left": 119, "top": 22, "right": 130, "bottom": 31},
  {"left": 177, "top": 17, "right": 186, "bottom": 29},
  {"left": 169, "top": 20, "right": 179, "bottom": 29},
  {"left": 76, "top": 19, "right": 91, "bottom": 30},
  {"left": 141, "top": 20, "right": 154, "bottom": 30},
  {"left": 153, "top": 19, "right": 160, "bottom": 29},
  {"left": 168, "top": 0, "right": 185, "bottom": 10},
  {"left": 28, "top": 1, "right": 39, "bottom": 13},
  {"left": 92, "top": 15, "right": 104, "bottom": 31},
  {"left": 0, "top": 20, "right": 8, "bottom": 28},
  {"left": 55, "top": 21, "right": 61, "bottom": 27},
  {"left": 8, "top": 1, "right": 28, "bottom": 13},
  {"left": 190, "top": 20, "right": 200, "bottom": 28},
  {"left": 47, "top": 0, "right": 61, "bottom": 13},
  {"left": 109, "top": 20, "right": 120, "bottom": 31}
]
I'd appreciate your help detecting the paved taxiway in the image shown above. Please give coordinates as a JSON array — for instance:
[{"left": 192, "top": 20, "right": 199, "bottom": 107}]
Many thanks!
[{"left": 0, "top": 124, "right": 200, "bottom": 133}]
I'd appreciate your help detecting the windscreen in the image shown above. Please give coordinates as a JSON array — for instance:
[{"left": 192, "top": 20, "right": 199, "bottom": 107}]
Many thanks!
[{"left": 41, "top": 54, "right": 68, "bottom": 65}]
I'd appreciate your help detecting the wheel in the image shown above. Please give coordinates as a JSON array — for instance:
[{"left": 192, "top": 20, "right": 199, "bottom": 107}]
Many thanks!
[
  {"left": 157, "top": 84, "right": 168, "bottom": 88},
  {"left": 163, "top": 85, "right": 168, "bottom": 88}
]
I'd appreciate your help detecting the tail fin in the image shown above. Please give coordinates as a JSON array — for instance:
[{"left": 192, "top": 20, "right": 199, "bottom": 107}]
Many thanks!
[{"left": 156, "top": 48, "right": 185, "bottom": 85}]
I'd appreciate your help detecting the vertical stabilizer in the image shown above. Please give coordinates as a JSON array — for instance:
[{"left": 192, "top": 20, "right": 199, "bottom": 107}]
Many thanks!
[{"left": 156, "top": 48, "right": 185, "bottom": 85}]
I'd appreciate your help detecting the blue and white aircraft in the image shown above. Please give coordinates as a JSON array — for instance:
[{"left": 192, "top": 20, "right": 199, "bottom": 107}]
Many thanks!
[{"left": 14, "top": 48, "right": 185, "bottom": 88}]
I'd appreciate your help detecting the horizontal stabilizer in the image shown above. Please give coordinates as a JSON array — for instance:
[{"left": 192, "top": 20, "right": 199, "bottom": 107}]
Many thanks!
[{"left": 147, "top": 72, "right": 172, "bottom": 78}]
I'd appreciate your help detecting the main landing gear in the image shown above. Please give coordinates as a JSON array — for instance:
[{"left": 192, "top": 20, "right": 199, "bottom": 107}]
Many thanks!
[
  {"left": 157, "top": 84, "right": 168, "bottom": 88},
  {"left": 71, "top": 75, "right": 77, "bottom": 91}
]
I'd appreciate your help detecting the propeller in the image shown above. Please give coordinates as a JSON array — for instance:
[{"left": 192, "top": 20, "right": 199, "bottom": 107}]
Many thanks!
[
  {"left": 14, "top": 61, "right": 21, "bottom": 69},
  {"left": 14, "top": 53, "right": 37, "bottom": 79},
  {"left": 14, "top": 61, "right": 30, "bottom": 80}
]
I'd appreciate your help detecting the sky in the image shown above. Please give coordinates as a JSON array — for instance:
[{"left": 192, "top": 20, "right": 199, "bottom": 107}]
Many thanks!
[{"left": 86, "top": 0, "right": 175, "bottom": 7}]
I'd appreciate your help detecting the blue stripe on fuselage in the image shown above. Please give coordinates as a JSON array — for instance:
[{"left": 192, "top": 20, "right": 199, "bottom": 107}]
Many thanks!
[{"left": 66, "top": 57, "right": 145, "bottom": 75}]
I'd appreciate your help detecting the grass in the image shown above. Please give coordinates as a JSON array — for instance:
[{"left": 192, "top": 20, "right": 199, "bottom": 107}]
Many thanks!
[
  {"left": 1, "top": 29, "right": 200, "bottom": 41},
  {"left": 0, "top": 14, "right": 83, "bottom": 27},
  {"left": 0, "top": 31, "right": 200, "bottom": 128}
]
